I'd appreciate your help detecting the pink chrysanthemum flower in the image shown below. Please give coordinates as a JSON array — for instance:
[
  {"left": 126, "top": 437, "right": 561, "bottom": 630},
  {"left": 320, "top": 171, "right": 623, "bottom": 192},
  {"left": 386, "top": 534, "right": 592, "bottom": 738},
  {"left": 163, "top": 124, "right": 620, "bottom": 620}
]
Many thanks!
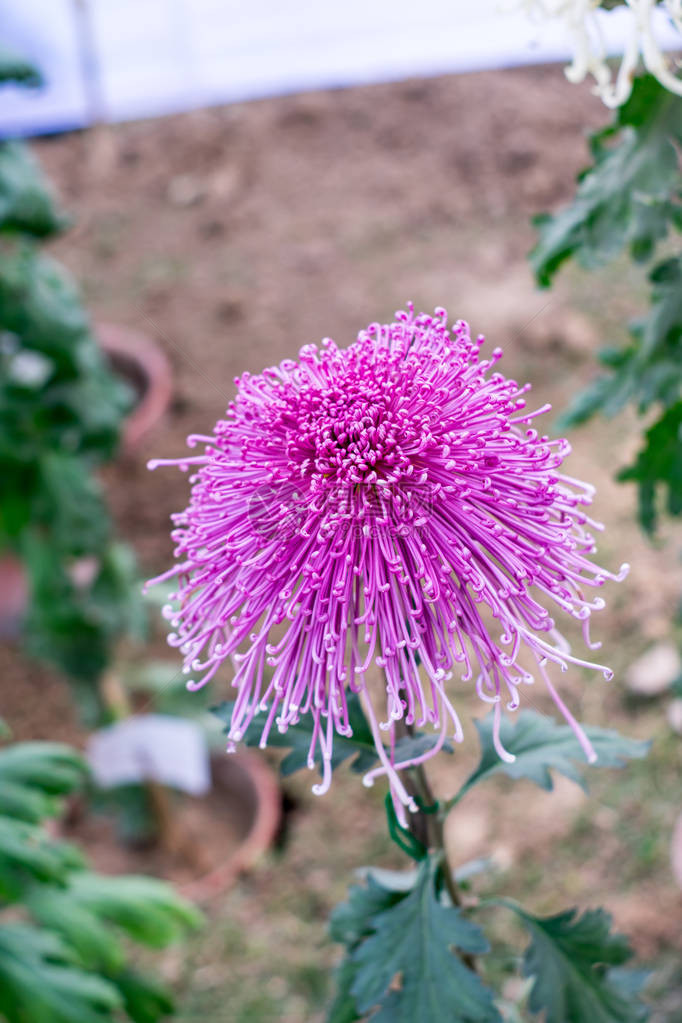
[{"left": 147, "top": 305, "right": 627, "bottom": 818}]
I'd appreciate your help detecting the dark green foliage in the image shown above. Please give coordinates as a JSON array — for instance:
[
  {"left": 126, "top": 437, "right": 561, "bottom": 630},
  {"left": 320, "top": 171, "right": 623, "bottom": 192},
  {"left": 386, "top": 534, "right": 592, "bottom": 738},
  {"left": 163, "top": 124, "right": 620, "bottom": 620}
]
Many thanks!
[
  {"left": 111, "top": 969, "right": 176, "bottom": 1023},
  {"left": 0, "top": 741, "right": 85, "bottom": 822},
  {"left": 0, "top": 817, "right": 84, "bottom": 901},
  {"left": 618, "top": 401, "right": 682, "bottom": 531},
  {"left": 0, "top": 85, "right": 140, "bottom": 694},
  {"left": 0, "top": 242, "right": 131, "bottom": 517},
  {"left": 0, "top": 143, "right": 67, "bottom": 237},
  {"left": 450, "top": 710, "right": 649, "bottom": 807},
  {"left": 559, "top": 255, "right": 682, "bottom": 531},
  {"left": 560, "top": 254, "right": 682, "bottom": 425},
  {"left": 328, "top": 956, "right": 365, "bottom": 1023},
  {"left": 213, "top": 691, "right": 452, "bottom": 779},
  {"left": 0, "top": 925, "right": 122, "bottom": 1023},
  {"left": 555, "top": 251, "right": 682, "bottom": 528},
  {"left": 23, "top": 540, "right": 143, "bottom": 696},
  {"left": 531, "top": 75, "right": 682, "bottom": 535},
  {"left": 503, "top": 903, "right": 649, "bottom": 1023},
  {"left": 0, "top": 731, "right": 202, "bottom": 1023},
  {"left": 531, "top": 76, "right": 682, "bottom": 287},
  {"left": 328, "top": 858, "right": 500, "bottom": 1023}
]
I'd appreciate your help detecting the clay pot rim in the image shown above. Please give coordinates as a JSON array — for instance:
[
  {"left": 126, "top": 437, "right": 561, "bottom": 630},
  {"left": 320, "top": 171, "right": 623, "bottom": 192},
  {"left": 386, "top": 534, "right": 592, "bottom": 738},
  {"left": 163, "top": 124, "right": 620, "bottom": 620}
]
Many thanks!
[
  {"left": 178, "top": 749, "right": 281, "bottom": 902},
  {"left": 97, "top": 322, "right": 173, "bottom": 453}
]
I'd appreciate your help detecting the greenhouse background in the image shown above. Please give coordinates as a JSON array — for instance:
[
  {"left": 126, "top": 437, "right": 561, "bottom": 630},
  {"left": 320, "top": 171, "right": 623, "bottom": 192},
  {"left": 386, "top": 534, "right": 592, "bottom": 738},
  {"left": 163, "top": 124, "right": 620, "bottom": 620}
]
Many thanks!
[{"left": 2, "top": 0, "right": 680, "bottom": 135}]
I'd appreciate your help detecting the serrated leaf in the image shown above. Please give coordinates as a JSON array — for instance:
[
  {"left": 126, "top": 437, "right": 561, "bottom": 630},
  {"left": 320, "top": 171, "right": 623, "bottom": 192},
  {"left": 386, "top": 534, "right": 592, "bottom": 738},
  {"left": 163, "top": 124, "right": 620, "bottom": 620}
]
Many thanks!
[
  {"left": 348, "top": 858, "right": 500, "bottom": 1023},
  {"left": 213, "top": 691, "right": 379, "bottom": 776},
  {"left": 505, "top": 904, "right": 648, "bottom": 1023},
  {"left": 213, "top": 691, "right": 451, "bottom": 779},
  {"left": 328, "top": 868, "right": 428, "bottom": 1022},
  {"left": 619, "top": 399, "right": 682, "bottom": 532},
  {"left": 453, "top": 710, "right": 649, "bottom": 806},
  {"left": 330, "top": 875, "right": 409, "bottom": 948},
  {"left": 559, "top": 375, "right": 615, "bottom": 430},
  {"left": 327, "top": 957, "right": 363, "bottom": 1023},
  {"left": 392, "top": 731, "right": 454, "bottom": 762},
  {"left": 531, "top": 75, "right": 682, "bottom": 287},
  {"left": 565, "top": 253, "right": 682, "bottom": 429},
  {"left": 0, "top": 924, "right": 121, "bottom": 1023}
]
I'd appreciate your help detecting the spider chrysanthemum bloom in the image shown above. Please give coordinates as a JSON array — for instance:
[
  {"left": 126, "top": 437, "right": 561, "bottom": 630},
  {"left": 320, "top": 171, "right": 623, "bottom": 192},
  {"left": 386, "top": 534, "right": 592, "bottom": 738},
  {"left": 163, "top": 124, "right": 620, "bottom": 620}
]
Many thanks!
[{"left": 147, "top": 306, "right": 627, "bottom": 817}]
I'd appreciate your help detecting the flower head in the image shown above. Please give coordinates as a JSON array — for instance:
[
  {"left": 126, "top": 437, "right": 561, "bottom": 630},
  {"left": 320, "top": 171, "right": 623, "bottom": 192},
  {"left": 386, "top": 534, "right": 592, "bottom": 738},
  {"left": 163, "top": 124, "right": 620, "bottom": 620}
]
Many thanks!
[
  {"left": 147, "top": 306, "right": 627, "bottom": 818},
  {"left": 514, "top": 0, "right": 682, "bottom": 107}
]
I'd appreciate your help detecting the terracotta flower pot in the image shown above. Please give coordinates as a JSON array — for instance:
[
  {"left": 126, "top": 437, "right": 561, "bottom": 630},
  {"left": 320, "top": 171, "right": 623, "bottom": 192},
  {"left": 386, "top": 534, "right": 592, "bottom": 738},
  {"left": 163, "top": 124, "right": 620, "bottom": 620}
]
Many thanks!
[
  {"left": 0, "top": 554, "right": 29, "bottom": 640},
  {"left": 178, "top": 751, "right": 282, "bottom": 902},
  {"left": 97, "top": 322, "right": 173, "bottom": 453}
]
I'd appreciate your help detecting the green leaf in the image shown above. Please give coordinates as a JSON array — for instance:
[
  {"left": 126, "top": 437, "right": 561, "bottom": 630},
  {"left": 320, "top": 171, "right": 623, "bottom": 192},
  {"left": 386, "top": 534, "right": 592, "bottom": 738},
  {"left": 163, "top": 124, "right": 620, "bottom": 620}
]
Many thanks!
[
  {"left": 65, "top": 872, "right": 203, "bottom": 948},
  {"left": 110, "top": 967, "right": 175, "bottom": 1023},
  {"left": 504, "top": 904, "right": 648, "bottom": 1023},
  {"left": 0, "top": 238, "right": 91, "bottom": 360},
  {"left": 21, "top": 537, "right": 143, "bottom": 695},
  {"left": 327, "top": 957, "right": 363, "bottom": 1023},
  {"left": 33, "top": 452, "right": 110, "bottom": 556},
  {"left": 560, "top": 253, "right": 682, "bottom": 434},
  {"left": 619, "top": 399, "right": 682, "bottom": 532},
  {"left": 452, "top": 711, "right": 649, "bottom": 806},
  {"left": 347, "top": 858, "right": 500, "bottom": 1023},
  {"left": 0, "top": 924, "right": 121, "bottom": 1023},
  {"left": 0, "top": 741, "right": 86, "bottom": 798},
  {"left": 0, "top": 739, "right": 86, "bottom": 823},
  {"left": 0, "top": 141, "right": 68, "bottom": 237},
  {"left": 330, "top": 876, "right": 409, "bottom": 949},
  {"left": 531, "top": 75, "right": 682, "bottom": 287},
  {"left": 0, "top": 733, "right": 197, "bottom": 1023},
  {"left": 25, "top": 884, "right": 126, "bottom": 973},
  {"left": 213, "top": 691, "right": 451, "bottom": 779},
  {"left": 0, "top": 778, "right": 59, "bottom": 823},
  {"left": 0, "top": 817, "right": 84, "bottom": 899}
]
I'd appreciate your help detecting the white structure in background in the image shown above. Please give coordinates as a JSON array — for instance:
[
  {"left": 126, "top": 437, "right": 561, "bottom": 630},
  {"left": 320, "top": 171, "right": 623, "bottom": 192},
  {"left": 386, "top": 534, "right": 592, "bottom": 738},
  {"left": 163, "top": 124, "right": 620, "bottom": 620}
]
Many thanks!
[
  {"left": 511, "top": 0, "right": 682, "bottom": 106},
  {"left": 0, "top": 0, "right": 680, "bottom": 136}
]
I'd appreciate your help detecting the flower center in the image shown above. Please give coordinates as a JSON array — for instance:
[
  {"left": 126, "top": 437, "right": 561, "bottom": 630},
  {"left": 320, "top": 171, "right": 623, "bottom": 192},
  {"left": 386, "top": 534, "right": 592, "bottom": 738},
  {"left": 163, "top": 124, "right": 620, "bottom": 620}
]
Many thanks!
[{"left": 285, "top": 375, "right": 425, "bottom": 489}]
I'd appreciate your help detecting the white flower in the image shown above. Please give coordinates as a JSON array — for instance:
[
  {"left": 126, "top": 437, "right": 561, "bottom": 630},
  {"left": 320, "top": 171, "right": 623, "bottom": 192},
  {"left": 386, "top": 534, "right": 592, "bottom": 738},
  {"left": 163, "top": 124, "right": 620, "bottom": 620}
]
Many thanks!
[{"left": 512, "top": 1, "right": 682, "bottom": 106}]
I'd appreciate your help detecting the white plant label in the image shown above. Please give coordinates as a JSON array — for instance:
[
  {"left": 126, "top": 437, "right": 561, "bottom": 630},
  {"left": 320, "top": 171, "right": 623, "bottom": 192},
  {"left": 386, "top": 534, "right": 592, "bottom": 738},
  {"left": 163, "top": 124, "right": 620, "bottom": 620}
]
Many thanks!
[{"left": 87, "top": 714, "right": 211, "bottom": 796}]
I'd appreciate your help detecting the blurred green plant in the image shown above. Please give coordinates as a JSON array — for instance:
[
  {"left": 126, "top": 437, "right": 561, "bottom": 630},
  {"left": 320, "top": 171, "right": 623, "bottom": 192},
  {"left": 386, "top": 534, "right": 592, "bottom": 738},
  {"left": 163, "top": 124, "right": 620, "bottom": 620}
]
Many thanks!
[
  {"left": 0, "top": 51, "right": 143, "bottom": 710},
  {"left": 0, "top": 723, "right": 202, "bottom": 1023},
  {"left": 531, "top": 74, "right": 682, "bottom": 534}
]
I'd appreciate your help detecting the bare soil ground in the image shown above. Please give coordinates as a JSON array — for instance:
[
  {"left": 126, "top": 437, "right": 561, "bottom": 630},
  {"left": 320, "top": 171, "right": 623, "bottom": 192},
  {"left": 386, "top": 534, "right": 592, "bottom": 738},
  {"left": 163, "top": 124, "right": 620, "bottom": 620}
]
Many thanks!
[{"left": 2, "top": 63, "right": 681, "bottom": 1020}]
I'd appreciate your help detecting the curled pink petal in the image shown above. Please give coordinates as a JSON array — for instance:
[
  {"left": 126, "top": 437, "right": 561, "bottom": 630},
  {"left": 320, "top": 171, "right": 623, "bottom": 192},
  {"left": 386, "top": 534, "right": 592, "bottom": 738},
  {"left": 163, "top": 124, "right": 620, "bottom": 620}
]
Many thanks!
[{"left": 148, "top": 305, "right": 626, "bottom": 813}]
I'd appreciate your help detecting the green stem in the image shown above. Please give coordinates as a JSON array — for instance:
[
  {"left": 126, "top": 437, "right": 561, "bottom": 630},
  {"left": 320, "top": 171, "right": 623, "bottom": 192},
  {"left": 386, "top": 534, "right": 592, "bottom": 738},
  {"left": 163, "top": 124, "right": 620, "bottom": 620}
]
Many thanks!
[
  {"left": 404, "top": 758, "right": 462, "bottom": 907},
  {"left": 395, "top": 722, "right": 478, "bottom": 972}
]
